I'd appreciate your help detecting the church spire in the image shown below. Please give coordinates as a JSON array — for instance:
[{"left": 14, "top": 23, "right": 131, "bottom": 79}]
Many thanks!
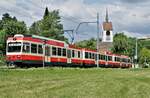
[{"left": 105, "top": 8, "right": 109, "bottom": 22}]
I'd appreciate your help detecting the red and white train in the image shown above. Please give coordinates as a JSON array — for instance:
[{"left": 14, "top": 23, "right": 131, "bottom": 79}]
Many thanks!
[{"left": 6, "top": 34, "right": 132, "bottom": 68}]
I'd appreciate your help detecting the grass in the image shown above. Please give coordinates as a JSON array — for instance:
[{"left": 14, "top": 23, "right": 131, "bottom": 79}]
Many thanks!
[{"left": 0, "top": 67, "right": 150, "bottom": 98}]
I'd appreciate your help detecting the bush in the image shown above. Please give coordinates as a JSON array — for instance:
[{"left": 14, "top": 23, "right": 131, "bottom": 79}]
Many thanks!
[{"left": 0, "top": 53, "right": 6, "bottom": 66}]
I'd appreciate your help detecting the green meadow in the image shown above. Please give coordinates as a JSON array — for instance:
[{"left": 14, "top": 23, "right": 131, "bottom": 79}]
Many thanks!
[{"left": 0, "top": 67, "right": 150, "bottom": 98}]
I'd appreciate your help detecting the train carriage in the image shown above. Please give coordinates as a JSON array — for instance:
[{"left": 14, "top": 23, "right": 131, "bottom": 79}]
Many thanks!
[
  {"left": 120, "top": 55, "right": 131, "bottom": 68},
  {"left": 67, "top": 45, "right": 83, "bottom": 67},
  {"left": 97, "top": 54, "right": 106, "bottom": 67},
  {"left": 105, "top": 52, "right": 121, "bottom": 68},
  {"left": 113, "top": 54, "right": 122, "bottom": 68},
  {"left": 82, "top": 48, "right": 97, "bottom": 67},
  {"left": 6, "top": 34, "right": 67, "bottom": 67}
]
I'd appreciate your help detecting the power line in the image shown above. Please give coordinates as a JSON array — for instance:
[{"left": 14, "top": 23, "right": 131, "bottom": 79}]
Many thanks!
[
  {"left": 61, "top": 15, "right": 96, "bottom": 22},
  {"left": 61, "top": 16, "right": 80, "bottom": 24}
]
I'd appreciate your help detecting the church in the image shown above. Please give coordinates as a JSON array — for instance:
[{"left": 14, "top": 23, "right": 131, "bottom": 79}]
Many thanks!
[{"left": 99, "top": 9, "right": 113, "bottom": 54}]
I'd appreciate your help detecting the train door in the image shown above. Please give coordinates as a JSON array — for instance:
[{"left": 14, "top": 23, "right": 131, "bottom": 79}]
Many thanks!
[
  {"left": 45, "top": 45, "right": 51, "bottom": 64},
  {"left": 105, "top": 55, "right": 108, "bottom": 67},
  {"left": 94, "top": 53, "right": 98, "bottom": 65},
  {"left": 67, "top": 49, "right": 71, "bottom": 63}
]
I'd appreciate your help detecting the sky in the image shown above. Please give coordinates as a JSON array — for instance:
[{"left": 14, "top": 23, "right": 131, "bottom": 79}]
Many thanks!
[{"left": 0, "top": 0, "right": 150, "bottom": 42}]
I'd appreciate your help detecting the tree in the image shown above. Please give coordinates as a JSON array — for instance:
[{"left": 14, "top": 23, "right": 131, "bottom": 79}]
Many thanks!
[
  {"left": 75, "top": 38, "right": 96, "bottom": 50},
  {"left": 43, "top": 7, "right": 49, "bottom": 18},
  {"left": 112, "top": 33, "right": 144, "bottom": 63},
  {"left": 0, "top": 30, "right": 6, "bottom": 54},
  {"left": 139, "top": 48, "right": 150, "bottom": 67},
  {"left": 29, "top": 8, "right": 67, "bottom": 42},
  {"left": 112, "top": 33, "right": 128, "bottom": 55},
  {"left": 0, "top": 13, "right": 28, "bottom": 55},
  {"left": 2, "top": 13, "right": 12, "bottom": 22},
  {"left": 3, "top": 21, "right": 27, "bottom": 35},
  {"left": 0, "top": 13, "right": 27, "bottom": 35},
  {"left": 0, "top": 20, "right": 3, "bottom": 30},
  {"left": 127, "top": 37, "right": 135, "bottom": 57},
  {"left": 29, "top": 21, "right": 42, "bottom": 35}
]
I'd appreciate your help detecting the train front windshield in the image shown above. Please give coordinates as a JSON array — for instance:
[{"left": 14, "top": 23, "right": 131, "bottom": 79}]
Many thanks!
[{"left": 7, "top": 42, "right": 22, "bottom": 52}]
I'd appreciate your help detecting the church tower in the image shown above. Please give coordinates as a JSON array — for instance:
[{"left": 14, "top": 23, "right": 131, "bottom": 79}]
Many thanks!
[
  {"left": 99, "top": 9, "right": 113, "bottom": 53},
  {"left": 102, "top": 9, "right": 113, "bottom": 42}
]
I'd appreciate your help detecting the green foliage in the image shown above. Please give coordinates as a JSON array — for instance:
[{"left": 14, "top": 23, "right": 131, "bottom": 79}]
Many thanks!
[
  {"left": 112, "top": 33, "right": 128, "bottom": 55},
  {"left": 3, "top": 21, "right": 27, "bottom": 35},
  {"left": 0, "top": 30, "right": 7, "bottom": 54},
  {"left": 75, "top": 38, "right": 96, "bottom": 50},
  {"left": 126, "top": 37, "right": 136, "bottom": 57},
  {"left": 112, "top": 33, "right": 143, "bottom": 58},
  {"left": 0, "top": 13, "right": 27, "bottom": 35},
  {"left": 29, "top": 21, "right": 42, "bottom": 35},
  {"left": 127, "top": 37, "right": 143, "bottom": 58},
  {"left": 112, "top": 33, "right": 150, "bottom": 66},
  {"left": 140, "top": 40, "right": 150, "bottom": 49},
  {"left": 43, "top": 7, "right": 49, "bottom": 18},
  {"left": 139, "top": 48, "right": 150, "bottom": 67},
  {"left": 29, "top": 8, "right": 67, "bottom": 42},
  {"left": 0, "top": 13, "right": 28, "bottom": 55}
]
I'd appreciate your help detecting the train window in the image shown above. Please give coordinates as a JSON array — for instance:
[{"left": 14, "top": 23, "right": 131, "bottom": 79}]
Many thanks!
[
  {"left": 99, "top": 54, "right": 101, "bottom": 60},
  {"left": 127, "top": 59, "right": 129, "bottom": 63},
  {"left": 85, "top": 52, "right": 88, "bottom": 58},
  {"left": 58, "top": 48, "right": 62, "bottom": 56},
  {"left": 117, "top": 57, "right": 120, "bottom": 62},
  {"left": 75, "top": 51, "right": 77, "bottom": 58},
  {"left": 67, "top": 49, "right": 71, "bottom": 58},
  {"left": 72, "top": 50, "right": 75, "bottom": 58},
  {"left": 31, "top": 44, "right": 37, "bottom": 53},
  {"left": 115, "top": 57, "right": 117, "bottom": 61},
  {"left": 78, "top": 51, "right": 80, "bottom": 58},
  {"left": 23, "top": 42, "right": 30, "bottom": 53},
  {"left": 100, "top": 55, "right": 105, "bottom": 60},
  {"left": 115, "top": 57, "right": 119, "bottom": 61},
  {"left": 38, "top": 45, "right": 43, "bottom": 54},
  {"left": 108, "top": 56, "right": 112, "bottom": 61},
  {"left": 45, "top": 46, "right": 50, "bottom": 56},
  {"left": 52, "top": 47, "right": 57, "bottom": 56},
  {"left": 126, "top": 59, "right": 128, "bottom": 62},
  {"left": 8, "top": 42, "right": 22, "bottom": 52},
  {"left": 121, "top": 58, "right": 123, "bottom": 62},
  {"left": 63, "top": 48, "right": 66, "bottom": 56},
  {"left": 91, "top": 53, "right": 93, "bottom": 59},
  {"left": 122, "top": 58, "right": 127, "bottom": 62},
  {"left": 128, "top": 59, "right": 130, "bottom": 63},
  {"left": 95, "top": 54, "right": 97, "bottom": 60},
  {"left": 122, "top": 58, "right": 124, "bottom": 62},
  {"left": 89, "top": 53, "right": 91, "bottom": 59},
  {"left": 92, "top": 53, "right": 95, "bottom": 59}
]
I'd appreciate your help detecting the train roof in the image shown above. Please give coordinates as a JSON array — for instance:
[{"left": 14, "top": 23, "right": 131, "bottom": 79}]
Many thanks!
[
  {"left": 7, "top": 34, "right": 66, "bottom": 47},
  {"left": 68, "top": 44, "right": 82, "bottom": 50},
  {"left": 68, "top": 44, "right": 97, "bottom": 52}
]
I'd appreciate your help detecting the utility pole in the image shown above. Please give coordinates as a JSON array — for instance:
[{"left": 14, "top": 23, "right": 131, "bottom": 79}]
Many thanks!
[
  {"left": 96, "top": 13, "right": 100, "bottom": 68},
  {"left": 134, "top": 38, "right": 138, "bottom": 68},
  {"left": 43, "top": 40, "right": 46, "bottom": 68},
  {"left": 135, "top": 38, "right": 138, "bottom": 60}
]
